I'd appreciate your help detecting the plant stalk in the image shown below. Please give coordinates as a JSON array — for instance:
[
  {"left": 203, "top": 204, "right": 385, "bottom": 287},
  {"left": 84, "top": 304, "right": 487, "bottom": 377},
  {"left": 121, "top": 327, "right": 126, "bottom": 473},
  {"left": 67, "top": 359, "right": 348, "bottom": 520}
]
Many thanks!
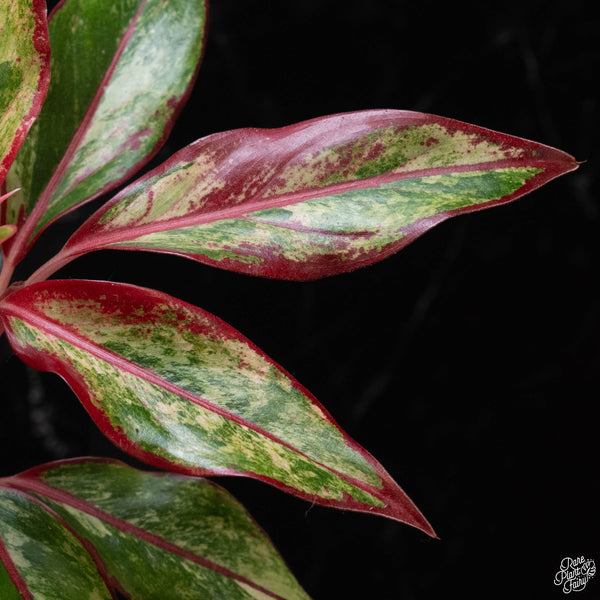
[
  {"left": 0, "top": 256, "right": 16, "bottom": 298},
  {"left": 22, "top": 247, "right": 81, "bottom": 287}
]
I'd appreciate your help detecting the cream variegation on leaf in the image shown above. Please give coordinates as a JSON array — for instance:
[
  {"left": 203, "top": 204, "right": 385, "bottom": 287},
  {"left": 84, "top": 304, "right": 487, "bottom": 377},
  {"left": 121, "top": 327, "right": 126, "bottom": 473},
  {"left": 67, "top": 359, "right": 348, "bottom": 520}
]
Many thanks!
[
  {"left": 52, "top": 109, "right": 579, "bottom": 281},
  {"left": 0, "top": 0, "right": 581, "bottom": 596},
  {"left": 1, "top": 0, "right": 207, "bottom": 265},
  {"left": 0, "top": 0, "right": 49, "bottom": 187},
  {"left": 0, "top": 279, "right": 435, "bottom": 536},
  {"left": 0, "top": 458, "right": 311, "bottom": 599}
]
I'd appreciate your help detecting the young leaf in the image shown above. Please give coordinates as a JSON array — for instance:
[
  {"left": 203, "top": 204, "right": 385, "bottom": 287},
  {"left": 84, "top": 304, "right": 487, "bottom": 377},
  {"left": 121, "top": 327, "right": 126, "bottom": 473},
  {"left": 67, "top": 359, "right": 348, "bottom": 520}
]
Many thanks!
[
  {"left": 2, "top": 0, "right": 207, "bottom": 256},
  {"left": 60, "top": 110, "right": 578, "bottom": 280},
  {"left": 0, "top": 0, "right": 50, "bottom": 185},
  {"left": 0, "top": 225, "right": 16, "bottom": 246},
  {"left": 0, "top": 279, "right": 435, "bottom": 536},
  {"left": 0, "top": 457, "right": 311, "bottom": 599}
]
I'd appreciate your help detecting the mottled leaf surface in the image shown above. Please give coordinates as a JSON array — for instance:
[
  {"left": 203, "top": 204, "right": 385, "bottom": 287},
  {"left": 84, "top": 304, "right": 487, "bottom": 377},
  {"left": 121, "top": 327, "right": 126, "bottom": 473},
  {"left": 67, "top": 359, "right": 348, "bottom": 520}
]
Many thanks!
[
  {"left": 62, "top": 110, "right": 578, "bottom": 280},
  {"left": 0, "top": 458, "right": 311, "bottom": 599},
  {"left": 0, "top": 0, "right": 50, "bottom": 186},
  {"left": 2, "top": 0, "right": 207, "bottom": 255},
  {"left": 0, "top": 279, "right": 434, "bottom": 535},
  {"left": 0, "top": 487, "right": 113, "bottom": 599}
]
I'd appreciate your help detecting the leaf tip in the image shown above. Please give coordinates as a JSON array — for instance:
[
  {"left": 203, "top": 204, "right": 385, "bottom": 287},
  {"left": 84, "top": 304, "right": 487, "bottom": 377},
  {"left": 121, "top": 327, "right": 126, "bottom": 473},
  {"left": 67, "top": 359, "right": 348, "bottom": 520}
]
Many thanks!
[{"left": 395, "top": 502, "right": 437, "bottom": 539}]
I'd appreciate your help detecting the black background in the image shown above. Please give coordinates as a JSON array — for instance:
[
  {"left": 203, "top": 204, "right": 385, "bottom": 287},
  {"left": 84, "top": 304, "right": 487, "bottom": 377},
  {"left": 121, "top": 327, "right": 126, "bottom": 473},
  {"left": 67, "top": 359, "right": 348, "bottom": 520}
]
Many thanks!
[{"left": 1, "top": 1, "right": 599, "bottom": 598}]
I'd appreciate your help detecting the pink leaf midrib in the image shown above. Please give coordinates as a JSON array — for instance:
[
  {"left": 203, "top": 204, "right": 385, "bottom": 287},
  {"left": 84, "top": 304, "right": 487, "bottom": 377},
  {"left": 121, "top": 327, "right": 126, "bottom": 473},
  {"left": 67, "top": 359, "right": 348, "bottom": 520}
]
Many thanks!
[
  {"left": 0, "top": 483, "right": 119, "bottom": 599},
  {"left": 14, "top": 0, "right": 150, "bottom": 259},
  {"left": 0, "top": 532, "right": 34, "bottom": 600},
  {"left": 67, "top": 155, "right": 571, "bottom": 255},
  {"left": 0, "top": 296, "right": 388, "bottom": 496},
  {"left": 40, "top": 0, "right": 149, "bottom": 201},
  {"left": 0, "top": 0, "right": 51, "bottom": 186},
  {"left": 5, "top": 475, "right": 292, "bottom": 600}
]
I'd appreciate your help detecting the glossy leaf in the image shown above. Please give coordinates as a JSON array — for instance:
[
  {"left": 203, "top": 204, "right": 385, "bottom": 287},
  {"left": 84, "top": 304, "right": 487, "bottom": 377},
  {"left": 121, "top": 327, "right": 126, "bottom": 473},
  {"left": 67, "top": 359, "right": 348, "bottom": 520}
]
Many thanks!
[
  {"left": 2, "top": 0, "right": 207, "bottom": 255},
  {"left": 0, "top": 279, "right": 435, "bottom": 536},
  {"left": 0, "top": 488, "right": 113, "bottom": 600},
  {"left": 0, "top": 457, "right": 311, "bottom": 599},
  {"left": 61, "top": 109, "right": 578, "bottom": 280},
  {"left": 0, "top": 0, "right": 50, "bottom": 185}
]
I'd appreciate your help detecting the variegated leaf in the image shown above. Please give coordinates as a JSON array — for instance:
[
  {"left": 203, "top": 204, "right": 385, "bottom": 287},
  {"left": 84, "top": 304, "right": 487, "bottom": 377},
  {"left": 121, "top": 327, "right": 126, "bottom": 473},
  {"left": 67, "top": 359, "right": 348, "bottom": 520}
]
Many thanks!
[
  {"left": 0, "top": 279, "right": 435, "bottom": 535},
  {"left": 0, "top": 487, "right": 113, "bottom": 599},
  {"left": 0, "top": 457, "right": 311, "bottom": 599},
  {"left": 0, "top": 191, "right": 18, "bottom": 247},
  {"left": 2, "top": 0, "right": 207, "bottom": 260},
  {"left": 0, "top": 225, "right": 16, "bottom": 246},
  {"left": 59, "top": 109, "right": 578, "bottom": 280},
  {"left": 0, "top": 0, "right": 50, "bottom": 186}
]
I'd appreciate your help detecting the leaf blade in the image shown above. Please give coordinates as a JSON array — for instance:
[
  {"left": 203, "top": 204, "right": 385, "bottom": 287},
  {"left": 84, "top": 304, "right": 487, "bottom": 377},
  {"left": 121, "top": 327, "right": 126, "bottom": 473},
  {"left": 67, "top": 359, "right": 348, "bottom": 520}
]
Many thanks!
[
  {"left": 0, "top": 279, "right": 434, "bottom": 535},
  {"left": 63, "top": 109, "right": 578, "bottom": 280},
  {"left": 1, "top": 457, "right": 312, "bottom": 599},
  {"left": 0, "top": 225, "right": 16, "bottom": 246},
  {"left": 2, "top": 0, "right": 207, "bottom": 250},
  {"left": 0, "top": 487, "right": 113, "bottom": 599},
  {"left": 0, "top": 0, "right": 50, "bottom": 186}
]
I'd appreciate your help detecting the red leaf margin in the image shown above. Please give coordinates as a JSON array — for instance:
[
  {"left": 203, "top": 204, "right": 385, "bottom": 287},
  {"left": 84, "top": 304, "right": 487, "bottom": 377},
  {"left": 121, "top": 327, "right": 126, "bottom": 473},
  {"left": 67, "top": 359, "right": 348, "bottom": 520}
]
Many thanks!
[
  {"left": 0, "top": 0, "right": 51, "bottom": 186},
  {"left": 39, "top": 0, "right": 209, "bottom": 225},
  {"left": 0, "top": 456, "right": 310, "bottom": 600},
  {"left": 2, "top": 0, "right": 209, "bottom": 266},
  {"left": 0, "top": 279, "right": 437, "bottom": 536},
  {"left": 58, "top": 109, "right": 580, "bottom": 281}
]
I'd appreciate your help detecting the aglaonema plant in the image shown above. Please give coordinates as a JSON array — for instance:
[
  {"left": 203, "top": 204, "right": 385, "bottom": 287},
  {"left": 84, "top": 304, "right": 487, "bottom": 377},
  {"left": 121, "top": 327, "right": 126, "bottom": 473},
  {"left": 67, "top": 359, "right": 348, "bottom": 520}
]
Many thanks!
[{"left": 0, "top": 0, "right": 578, "bottom": 597}]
